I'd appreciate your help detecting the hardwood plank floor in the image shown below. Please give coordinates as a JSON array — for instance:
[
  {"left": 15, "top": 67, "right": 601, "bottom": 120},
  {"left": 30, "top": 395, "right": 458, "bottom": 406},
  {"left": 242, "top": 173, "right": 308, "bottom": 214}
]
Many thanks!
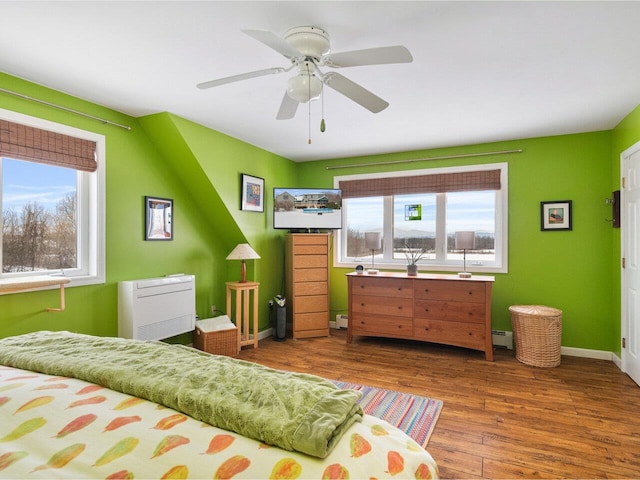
[{"left": 237, "top": 329, "right": 640, "bottom": 479}]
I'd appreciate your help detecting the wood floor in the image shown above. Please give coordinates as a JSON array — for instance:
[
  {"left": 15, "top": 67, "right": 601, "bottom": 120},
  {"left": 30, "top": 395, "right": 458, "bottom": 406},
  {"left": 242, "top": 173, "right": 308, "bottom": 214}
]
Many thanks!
[{"left": 238, "top": 329, "right": 640, "bottom": 479}]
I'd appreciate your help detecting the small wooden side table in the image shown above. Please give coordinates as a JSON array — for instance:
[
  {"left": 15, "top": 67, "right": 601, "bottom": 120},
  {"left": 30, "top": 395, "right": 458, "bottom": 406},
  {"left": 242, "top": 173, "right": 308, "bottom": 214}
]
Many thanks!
[{"left": 226, "top": 281, "right": 259, "bottom": 349}]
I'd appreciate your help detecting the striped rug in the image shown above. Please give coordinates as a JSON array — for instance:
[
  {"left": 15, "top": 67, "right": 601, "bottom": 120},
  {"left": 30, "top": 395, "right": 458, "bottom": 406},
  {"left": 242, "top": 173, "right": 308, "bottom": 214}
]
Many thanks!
[{"left": 333, "top": 381, "right": 443, "bottom": 447}]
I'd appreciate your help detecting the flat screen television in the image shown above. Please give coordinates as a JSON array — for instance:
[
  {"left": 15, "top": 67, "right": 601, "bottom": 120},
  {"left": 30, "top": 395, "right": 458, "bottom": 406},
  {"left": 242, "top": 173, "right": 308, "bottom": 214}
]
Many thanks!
[{"left": 273, "top": 188, "right": 343, "bottom": 231}]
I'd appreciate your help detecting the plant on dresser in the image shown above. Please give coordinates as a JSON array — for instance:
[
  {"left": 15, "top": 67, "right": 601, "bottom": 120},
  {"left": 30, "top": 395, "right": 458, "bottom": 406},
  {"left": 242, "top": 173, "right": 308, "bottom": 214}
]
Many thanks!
[{"left": 346, "top": 271, "right": 495, "bottom": 360}]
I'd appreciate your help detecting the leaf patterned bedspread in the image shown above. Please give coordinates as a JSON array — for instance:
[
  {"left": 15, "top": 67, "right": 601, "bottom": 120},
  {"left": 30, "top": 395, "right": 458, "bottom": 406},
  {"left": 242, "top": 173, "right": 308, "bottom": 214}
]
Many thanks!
[{"left": 0, "top": 366, "right": 439, "bottom": 479}]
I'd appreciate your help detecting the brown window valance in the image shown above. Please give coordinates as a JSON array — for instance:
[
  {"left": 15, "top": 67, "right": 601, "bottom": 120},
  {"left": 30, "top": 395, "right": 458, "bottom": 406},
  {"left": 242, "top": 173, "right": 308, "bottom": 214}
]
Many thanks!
[
  {"left": 0, "top": 119, "right": 97, "bottom": 172},
  {"left": 339, "top": 169, "right": 501, "bottom": 199}
]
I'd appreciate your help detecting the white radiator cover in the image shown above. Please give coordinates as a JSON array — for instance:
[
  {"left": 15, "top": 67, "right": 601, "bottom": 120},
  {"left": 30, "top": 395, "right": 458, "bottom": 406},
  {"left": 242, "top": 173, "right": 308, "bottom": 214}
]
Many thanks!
[{"left": 118, "top": 275, "right": 196, "bottom": 341}]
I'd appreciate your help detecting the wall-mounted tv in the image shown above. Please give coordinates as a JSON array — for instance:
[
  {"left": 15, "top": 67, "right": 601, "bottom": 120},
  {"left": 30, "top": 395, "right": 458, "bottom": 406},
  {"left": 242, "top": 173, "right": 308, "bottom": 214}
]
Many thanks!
[{"left": 273, "top": 188, "right": 343, "bottom": 231}]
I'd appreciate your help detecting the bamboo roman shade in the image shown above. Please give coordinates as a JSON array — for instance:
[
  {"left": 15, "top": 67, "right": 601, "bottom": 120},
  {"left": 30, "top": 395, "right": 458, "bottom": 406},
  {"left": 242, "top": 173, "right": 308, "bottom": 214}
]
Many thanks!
[
  {"left": 339, "top": 169, "right": 501, "bottom": 198},
  {"left": 0, "top": 119, "right": 97, "bottom": 172}
]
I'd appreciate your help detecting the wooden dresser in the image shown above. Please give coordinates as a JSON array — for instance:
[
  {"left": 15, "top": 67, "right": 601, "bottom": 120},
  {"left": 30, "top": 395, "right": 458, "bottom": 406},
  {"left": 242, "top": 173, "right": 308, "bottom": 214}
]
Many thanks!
[
  {"left": 347, "top": 271, "right": 495, "bottom": 360},
  {"left": 285, "top": 234, "right": 330, "bottom": 339}
]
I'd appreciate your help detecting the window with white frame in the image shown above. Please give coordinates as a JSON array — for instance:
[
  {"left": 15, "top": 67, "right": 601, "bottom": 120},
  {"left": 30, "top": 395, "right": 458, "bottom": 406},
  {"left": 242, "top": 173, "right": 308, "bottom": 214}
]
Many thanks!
[
  {"left": 0, "top": 109, "right": 105, "bottom": 286},
  {"left": 334, "top": 163, "right": 508, "bottom": 273}
]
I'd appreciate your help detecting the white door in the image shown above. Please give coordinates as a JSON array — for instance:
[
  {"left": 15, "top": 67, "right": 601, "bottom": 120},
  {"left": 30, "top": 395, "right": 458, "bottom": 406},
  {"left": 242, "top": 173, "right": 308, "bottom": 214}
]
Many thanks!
[{"left": 621, "top": 141, "right": 640, "bottom": 386}]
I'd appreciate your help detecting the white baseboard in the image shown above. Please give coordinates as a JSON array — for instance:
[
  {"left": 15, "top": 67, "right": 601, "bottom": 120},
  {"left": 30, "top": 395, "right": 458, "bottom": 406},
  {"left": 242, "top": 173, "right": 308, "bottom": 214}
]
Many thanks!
[
  {"left": 612, "top": 352, "right": 622, "bottom": 370},
  {"left": 561, "top": 346, "right": 613, "bottom": 361}
]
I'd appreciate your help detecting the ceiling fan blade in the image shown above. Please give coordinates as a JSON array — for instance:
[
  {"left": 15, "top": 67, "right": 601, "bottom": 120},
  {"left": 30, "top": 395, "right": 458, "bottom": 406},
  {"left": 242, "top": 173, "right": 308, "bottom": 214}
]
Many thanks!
[
  {"left": 324, "top": 45, "right": 413, "bottom": 68},
  {"left": 276, "top": 92, "right": 299, "bottom": 120},
  {"left": 242, "top": 29, "right": 302, "bottom": 59},
  {"left": 323, "top": 72, "right": 389, "bottom": 113},
  {"left": 197, "top": 67, "right": 285, "bottom": 89}
]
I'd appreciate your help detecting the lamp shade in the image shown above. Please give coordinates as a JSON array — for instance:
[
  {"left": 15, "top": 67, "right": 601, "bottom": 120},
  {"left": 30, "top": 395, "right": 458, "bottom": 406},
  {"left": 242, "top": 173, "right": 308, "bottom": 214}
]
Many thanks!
[
  {"left": 227, "top": 243, "right": 260, "bottom": 283},
  {"left": 455, "top": 231, "right": 475, "bottom": 250},
  {"left": 226, "top": 243, "right": 260, "bottom": 260},
  {"left": 364, "top": 232, "right": 382, "bottom": 250}
]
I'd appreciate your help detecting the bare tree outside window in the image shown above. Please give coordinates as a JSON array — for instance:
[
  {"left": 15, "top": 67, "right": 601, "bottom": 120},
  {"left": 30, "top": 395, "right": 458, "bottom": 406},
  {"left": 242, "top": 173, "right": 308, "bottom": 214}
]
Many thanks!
[{"left": 2, "top": 191, "right": 77, "bottom": 273}]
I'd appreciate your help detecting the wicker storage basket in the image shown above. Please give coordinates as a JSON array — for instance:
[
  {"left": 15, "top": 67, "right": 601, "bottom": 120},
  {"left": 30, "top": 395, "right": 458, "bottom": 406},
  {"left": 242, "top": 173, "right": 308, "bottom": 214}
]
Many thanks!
[
  {"left": 194, "top": 321, "right": 239, "bottom": 357},
  {"left": 509, "top": 305, "right": 562, "bottom": 368}
]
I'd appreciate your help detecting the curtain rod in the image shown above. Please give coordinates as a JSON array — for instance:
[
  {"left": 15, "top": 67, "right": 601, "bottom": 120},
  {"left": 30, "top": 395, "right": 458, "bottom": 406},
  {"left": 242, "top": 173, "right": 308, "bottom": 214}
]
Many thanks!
[
  {"left": 0, "top": 87, "right": 132, "bottom": 131},
  {"left": 325, "top": 148, "right": 523, "bottom": 170}
]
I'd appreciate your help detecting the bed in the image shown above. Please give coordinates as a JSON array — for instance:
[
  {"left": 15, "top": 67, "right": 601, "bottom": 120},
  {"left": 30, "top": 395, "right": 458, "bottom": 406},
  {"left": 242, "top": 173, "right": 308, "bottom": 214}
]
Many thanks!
[{"left": 0, "top": 331, "right": 438, "bottom": 479}]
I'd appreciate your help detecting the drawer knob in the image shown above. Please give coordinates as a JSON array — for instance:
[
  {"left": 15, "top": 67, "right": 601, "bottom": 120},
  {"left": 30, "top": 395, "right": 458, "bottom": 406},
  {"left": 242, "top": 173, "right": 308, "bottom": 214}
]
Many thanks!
[
  {"left": 424, "top": 308, "right": 429, "bottom": 312},
  {"left": 397, "top": 306, "right": 402, "bottom": 310},
  {"left": 360, "top": 303, "right": 365, "bottom": 307},
  {"left": 424, "top": 289, "right": 429, "bottom": 293},
  {"left": 397, "top": 287, "right": 402, "bottom": 291}
]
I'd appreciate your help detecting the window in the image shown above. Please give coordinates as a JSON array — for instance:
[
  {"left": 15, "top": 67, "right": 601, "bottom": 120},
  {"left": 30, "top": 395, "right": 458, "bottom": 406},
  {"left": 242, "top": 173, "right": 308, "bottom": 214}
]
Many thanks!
[
  {"left": 0, "top": 109, "right": 105, "bottom": 287},
  {"left": 334, "top": 163, "right": 508, "bottom": 273}
]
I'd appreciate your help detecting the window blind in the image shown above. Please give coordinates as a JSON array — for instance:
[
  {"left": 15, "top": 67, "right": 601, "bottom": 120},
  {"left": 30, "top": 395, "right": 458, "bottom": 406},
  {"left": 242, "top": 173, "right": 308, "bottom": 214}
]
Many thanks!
[
  {"left": 339, "top": 169, "right": 501, "bottom": 198},
  {"left": 0, "top": 119, "right": 97, "bottom": 172}
]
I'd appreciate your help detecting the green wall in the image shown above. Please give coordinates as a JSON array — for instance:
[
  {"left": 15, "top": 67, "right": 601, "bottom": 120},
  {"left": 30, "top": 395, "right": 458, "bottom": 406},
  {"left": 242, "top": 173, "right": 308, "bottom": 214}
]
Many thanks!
[
  {"left": 298, "top": 133, "right": 615, "bottom": 351},
  {"left": 2, "top": 70, "right": 639, "bottom": 355},
  {"left": 0, "top": 73, "right": 295, "bottom": 340}
]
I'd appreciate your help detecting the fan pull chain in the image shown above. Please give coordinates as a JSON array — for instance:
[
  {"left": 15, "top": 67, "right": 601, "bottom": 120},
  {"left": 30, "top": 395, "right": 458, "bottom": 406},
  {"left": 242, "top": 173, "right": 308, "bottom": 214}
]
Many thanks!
[
  {"left": 320, "top": 83, "right": 326, "bottom": 133},
  {"left": 308, "top": 69, "right": 312, "bottom": 144}
]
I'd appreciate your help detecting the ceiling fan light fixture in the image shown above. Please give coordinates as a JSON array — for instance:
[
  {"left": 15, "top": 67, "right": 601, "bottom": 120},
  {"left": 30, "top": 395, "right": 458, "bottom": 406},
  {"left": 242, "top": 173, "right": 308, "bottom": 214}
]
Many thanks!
[{"left": 287, "top": 74, "right": 322, "bottom": 103}]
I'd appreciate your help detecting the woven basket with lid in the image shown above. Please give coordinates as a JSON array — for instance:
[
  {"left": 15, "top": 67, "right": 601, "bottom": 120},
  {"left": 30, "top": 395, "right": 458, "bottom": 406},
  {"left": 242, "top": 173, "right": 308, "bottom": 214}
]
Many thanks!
[{"left": 509, "top": 305, "right": 562, "bottom": 368}]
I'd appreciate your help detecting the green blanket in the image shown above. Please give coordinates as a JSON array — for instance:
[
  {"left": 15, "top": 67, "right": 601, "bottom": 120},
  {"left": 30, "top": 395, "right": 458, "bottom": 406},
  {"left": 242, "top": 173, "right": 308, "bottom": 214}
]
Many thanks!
[{"left": 0, "top": 331, "right": 362, "bottom": 458}]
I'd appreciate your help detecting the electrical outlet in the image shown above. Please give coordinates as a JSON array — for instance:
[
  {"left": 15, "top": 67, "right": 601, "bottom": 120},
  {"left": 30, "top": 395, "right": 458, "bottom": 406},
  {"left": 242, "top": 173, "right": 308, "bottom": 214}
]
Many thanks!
[{"left": 210, "top": 305, "right": 216, "bottom": 316}]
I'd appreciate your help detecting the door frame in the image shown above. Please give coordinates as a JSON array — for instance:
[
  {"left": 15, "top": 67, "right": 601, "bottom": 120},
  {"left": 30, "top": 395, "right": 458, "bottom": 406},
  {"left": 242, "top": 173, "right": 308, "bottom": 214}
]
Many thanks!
[{"left": 620, "top": 140, "right": 640, "bottom": 380}]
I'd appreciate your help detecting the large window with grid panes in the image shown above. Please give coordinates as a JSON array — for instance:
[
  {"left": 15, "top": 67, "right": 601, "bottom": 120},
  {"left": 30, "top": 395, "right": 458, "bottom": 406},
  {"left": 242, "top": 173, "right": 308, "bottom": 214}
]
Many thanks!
[{"left": 333, "top": 163, "right": 508, "bottom": 274}]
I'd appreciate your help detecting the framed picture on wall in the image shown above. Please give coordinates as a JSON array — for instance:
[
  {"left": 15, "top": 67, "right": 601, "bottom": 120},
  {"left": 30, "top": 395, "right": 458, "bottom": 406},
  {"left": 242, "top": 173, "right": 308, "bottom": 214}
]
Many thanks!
[
  {"left": 541, "top": 200, "right": 572, "bottom": 231},
  {"left": 145, "top": 196, "right": 173, "bottom": 240},
  {"left": 241, "top": 174, "right": 264, "bottom": 212}
]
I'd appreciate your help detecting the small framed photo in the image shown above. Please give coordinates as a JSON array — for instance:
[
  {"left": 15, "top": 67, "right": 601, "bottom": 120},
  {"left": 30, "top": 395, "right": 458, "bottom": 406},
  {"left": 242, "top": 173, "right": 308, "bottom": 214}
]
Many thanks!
[
  {"left": 145, "top": 196, "right": 173, "bottom": 240},
  {"left": 241, "top": 174, "right": 264, "bottom": 212},
  {"left": 541, "top": 200, "right": 572, "bottom": 231}
]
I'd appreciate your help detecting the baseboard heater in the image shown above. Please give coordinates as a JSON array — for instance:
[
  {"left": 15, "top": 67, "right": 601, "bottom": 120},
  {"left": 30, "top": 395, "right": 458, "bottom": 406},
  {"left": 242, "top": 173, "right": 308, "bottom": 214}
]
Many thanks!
[
  {"left": 331, "top": 314, "right": 349, "bottom": 329},
  {"left": 492, "top": 330, "right": 514, "bottom": 349}
]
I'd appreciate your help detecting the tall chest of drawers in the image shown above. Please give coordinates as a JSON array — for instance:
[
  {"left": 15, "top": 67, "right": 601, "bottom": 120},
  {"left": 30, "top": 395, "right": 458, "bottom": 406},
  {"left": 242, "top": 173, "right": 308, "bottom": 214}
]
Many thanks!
[
  {"left": 347, "top": 272, "right": 494, "bottom": 360},
  {"left": 285, "top": 234, "right": 330, "bottom": 339}
]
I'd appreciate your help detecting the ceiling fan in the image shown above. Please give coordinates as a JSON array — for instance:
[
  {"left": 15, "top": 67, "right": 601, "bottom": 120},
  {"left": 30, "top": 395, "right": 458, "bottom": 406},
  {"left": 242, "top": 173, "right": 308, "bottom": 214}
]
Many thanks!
[{"left": 197, "top": 26, "right": 413, "bottom": 120}]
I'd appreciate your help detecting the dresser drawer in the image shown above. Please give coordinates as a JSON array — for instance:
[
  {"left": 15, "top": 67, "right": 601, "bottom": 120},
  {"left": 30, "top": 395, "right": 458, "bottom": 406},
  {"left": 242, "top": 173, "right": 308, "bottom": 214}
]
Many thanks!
[
  {"left": 413, "top": 318, "right": 486, "bottom": 350},
  {"left": 293, "top": 281, "right": 327, "bottom": 296},
  {"left": 293, "top": 268, "right": 327, "bottom": 283},
  {"left": 293, "top": 235, "right": 328, "bottom": 246},
  {"left": 414, "top": 299, "right": 486, "bottom": 323},
  {"left": 294, "top": 312, "right": 328, "bottom": 331},
  {"left": 351, "top": 314, "right": 412, "bottom": 338},
  {"left": 294, "top": 244, "right": 327, "bottom": 255},
  {"left": 414, "top": 280, "right": 486, "bottom": 303},
  {"left": 293, "top": 254, "right": 327, "bottom": 269},
  {"left": 352, "top": 294, "right": 413, "bottom": 318},
  {"left": 350, "top": 277, "right": 413, "bottom": 298},
  {"left": 294, "top": 294, "right": 328, "bottom": 313}
]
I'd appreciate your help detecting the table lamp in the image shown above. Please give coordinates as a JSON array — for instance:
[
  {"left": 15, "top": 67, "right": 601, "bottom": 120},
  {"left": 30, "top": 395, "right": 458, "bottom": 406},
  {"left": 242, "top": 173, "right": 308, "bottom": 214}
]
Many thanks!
[
  {"left": 364, "top": 232, "right": 382, "bottom": 274},
  {"left": 226, "top": 243, "right": 260, "bottom": 283},
  {"left": 455, "top": 231, "right": 475, "bottom": 278}
]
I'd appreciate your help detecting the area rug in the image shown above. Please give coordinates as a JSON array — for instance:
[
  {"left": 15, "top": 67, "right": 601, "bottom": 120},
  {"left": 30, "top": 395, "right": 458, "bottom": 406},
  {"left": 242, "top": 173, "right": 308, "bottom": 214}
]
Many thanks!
[{"left": 333, "top": 381, "right": 443, "bottom": 447}]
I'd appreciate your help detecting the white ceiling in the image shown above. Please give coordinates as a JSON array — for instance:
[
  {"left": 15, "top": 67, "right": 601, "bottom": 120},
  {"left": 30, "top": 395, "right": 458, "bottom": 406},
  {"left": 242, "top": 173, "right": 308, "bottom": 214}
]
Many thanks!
[{"left": 2, "top": 1, "right": 640, "bottom": 162}]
